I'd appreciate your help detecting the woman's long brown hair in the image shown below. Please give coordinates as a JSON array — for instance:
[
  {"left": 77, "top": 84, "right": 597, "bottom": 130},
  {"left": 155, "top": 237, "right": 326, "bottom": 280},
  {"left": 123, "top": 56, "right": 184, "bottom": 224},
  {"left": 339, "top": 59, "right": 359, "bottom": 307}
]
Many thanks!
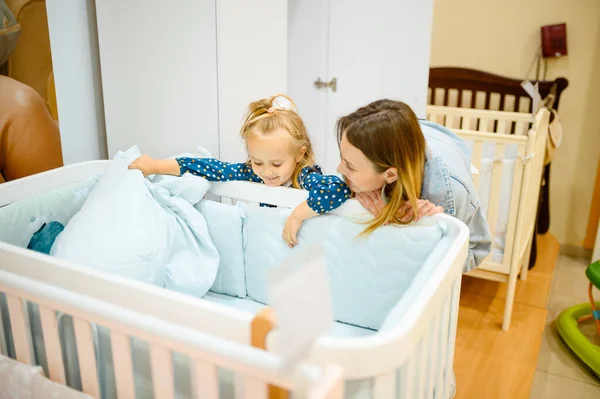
[{"left": 336, "top": 100, "right": 426, "bottom": 235}]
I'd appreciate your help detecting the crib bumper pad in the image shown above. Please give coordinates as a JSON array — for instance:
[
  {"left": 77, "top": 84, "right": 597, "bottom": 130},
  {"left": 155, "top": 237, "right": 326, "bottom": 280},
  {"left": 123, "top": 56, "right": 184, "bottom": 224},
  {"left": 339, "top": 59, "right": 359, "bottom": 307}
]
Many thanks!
[
  {"left": 196, "top": 199, "right": 247, "bottom": 298},
  {"left": 0, "top": 176, "right": 99, "bottom": 247},
  {"left": 240, "top": 203, "right": 446, "bottom": 330}
]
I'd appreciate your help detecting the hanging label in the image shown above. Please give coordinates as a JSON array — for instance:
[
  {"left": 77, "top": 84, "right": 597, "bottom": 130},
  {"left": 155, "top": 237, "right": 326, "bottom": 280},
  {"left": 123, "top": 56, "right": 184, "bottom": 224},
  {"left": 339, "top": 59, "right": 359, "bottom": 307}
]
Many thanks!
[{"left": 267, "top": 245, "right": 332, "bottom": 371}]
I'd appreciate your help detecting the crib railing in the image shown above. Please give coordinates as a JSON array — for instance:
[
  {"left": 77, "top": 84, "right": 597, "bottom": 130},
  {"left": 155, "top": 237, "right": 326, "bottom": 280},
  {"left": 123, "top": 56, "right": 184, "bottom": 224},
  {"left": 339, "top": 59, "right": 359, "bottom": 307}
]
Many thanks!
[
  {"left": 426, "top": 105, "right": 532, "bottom": 136},
  {"left": 0, "top": 269, "right": 343, "bottom": 398},
  {"left": 454, "top": 129, "right": 529, "bottom": 275}
]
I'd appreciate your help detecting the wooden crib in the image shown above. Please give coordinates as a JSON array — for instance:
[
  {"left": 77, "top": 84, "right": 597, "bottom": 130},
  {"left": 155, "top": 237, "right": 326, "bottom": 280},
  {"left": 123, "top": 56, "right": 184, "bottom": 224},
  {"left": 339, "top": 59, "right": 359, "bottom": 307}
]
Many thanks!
[
  {"left": 425, "top": 104, "right": 550, "bottom": 330},
  {"left": 428, "top": 67, "right": 569, "bottom": 268}
]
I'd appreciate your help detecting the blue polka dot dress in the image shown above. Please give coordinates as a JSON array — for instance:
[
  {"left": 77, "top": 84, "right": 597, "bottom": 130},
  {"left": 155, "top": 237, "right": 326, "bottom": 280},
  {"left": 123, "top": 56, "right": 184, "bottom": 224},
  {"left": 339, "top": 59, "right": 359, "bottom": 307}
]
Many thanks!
[{"left": 176, "top": 157, "right": 350, "bottom": 214}]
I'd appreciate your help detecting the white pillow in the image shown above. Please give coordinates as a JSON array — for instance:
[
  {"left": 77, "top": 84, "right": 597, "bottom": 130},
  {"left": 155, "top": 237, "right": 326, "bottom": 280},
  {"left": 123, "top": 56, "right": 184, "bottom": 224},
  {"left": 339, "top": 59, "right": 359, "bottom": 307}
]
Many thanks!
[{"left": 51, "top": 149, "right": 176, "bottom": 286}]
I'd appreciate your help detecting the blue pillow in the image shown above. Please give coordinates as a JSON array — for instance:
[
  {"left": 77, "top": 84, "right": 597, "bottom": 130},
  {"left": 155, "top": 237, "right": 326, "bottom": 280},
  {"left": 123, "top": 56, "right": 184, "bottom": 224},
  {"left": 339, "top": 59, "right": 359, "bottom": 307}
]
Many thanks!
[
  {"left": 196, "top": 200, "right": 247, "bottom": 298},
  {"left": 241, "top": 203, "right": 446, "bottom": 330}
]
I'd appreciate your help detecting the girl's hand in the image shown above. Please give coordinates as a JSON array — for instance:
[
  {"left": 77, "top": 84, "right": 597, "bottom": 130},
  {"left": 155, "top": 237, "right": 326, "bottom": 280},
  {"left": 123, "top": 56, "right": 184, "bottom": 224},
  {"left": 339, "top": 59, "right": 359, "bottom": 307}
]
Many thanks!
[
  {"left": 128, "top": 155, "right": 158, "bottom": 177},
  {"left": 281, "top": 201, "right": 318, "bottom": 248},
  {"left": 282, "top": 214, "right": 303, "bottom": 248}
]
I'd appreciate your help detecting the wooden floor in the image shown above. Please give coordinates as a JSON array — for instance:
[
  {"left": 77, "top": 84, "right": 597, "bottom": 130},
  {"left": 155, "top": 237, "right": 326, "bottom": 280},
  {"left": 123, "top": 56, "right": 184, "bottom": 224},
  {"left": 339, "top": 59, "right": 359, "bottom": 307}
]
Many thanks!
[{"left": 454, "top": 233, "right": 560, "bottom": 399}]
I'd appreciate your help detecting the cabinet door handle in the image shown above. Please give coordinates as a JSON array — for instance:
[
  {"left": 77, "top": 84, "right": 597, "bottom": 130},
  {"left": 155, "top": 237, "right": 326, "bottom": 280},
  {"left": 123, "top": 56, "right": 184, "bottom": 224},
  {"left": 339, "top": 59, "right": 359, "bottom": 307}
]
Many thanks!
[{"left": 314, "top": 77, "right": 337, "bottom": 92}]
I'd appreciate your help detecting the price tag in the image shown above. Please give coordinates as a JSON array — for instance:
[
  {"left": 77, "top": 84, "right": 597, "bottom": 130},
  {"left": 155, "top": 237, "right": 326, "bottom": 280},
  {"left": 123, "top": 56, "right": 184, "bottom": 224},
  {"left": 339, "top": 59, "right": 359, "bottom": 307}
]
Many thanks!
[{"left": 267, "top": 245, "right": 333, "bottom": 371}]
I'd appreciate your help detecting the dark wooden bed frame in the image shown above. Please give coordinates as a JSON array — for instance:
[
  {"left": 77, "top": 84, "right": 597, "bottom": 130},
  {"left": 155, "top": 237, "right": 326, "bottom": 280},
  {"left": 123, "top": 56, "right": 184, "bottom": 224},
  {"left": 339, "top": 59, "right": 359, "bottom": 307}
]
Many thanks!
[{"left": 428, "top": 67, "right": 569, "bottom": 268}]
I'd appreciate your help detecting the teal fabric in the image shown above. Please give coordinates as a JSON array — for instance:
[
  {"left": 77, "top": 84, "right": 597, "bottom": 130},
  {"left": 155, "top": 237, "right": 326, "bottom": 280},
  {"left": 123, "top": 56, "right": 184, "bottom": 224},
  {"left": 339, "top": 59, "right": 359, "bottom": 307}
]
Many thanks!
[
  {"left": 0, "top": 0, "right": 20, "bottom": 65},
  {"left": 27, "top": 222, "right": 65, "bottom": 254}
]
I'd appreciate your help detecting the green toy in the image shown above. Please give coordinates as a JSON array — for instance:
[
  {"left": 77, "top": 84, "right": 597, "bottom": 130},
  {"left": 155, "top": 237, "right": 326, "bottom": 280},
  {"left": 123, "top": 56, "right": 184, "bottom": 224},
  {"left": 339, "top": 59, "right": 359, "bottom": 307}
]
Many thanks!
[{"left": 556, "top": 260, "right": 600, "bottom": 378}]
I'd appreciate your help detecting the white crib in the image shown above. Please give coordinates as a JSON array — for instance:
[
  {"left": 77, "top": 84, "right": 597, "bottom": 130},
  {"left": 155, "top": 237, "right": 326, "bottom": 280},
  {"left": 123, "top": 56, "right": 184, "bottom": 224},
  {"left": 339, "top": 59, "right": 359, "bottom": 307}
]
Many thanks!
[
  {"left": 425, "top": 105, "right": 550, "bottom": 330},
  {"left": 0, "top": 269, "right": 343, "bottom": 398},
  {"left": 0, "top": 160, "right": 469, "bottom": 398}
]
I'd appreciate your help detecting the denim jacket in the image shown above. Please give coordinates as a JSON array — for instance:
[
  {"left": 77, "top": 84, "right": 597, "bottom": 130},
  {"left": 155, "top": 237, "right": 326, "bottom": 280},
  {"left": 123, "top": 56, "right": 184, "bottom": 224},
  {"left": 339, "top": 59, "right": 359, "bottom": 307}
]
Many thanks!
[{"left": 419, "top": 120, "right": 492, "bottom": 272}]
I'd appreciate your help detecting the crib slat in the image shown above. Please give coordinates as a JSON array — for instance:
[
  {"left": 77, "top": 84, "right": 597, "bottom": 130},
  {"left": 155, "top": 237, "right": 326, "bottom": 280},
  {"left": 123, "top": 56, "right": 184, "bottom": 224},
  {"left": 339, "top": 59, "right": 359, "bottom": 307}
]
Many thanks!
[
  {"left": 417, "top": 336, "right": 428, "bottom": 399},
  {"left": 151, "top": 344, "right": 175, "bottom": 399},
  {"left": 192, "top": 360, "right": 219, "bottom": 399},
  {"left": 373, "top": 370, "right": 396, "bottom": 398},
  {"left": 236, "top": 376, "right": 268, "bottom": 399},
  {"left": 39, "top": 306, "right": 66, "bottom": 384},
  {"left": 6, "top": 295, "right": 33, "bottom": 364},
  {"left": 447, "top": 115, "right": 460, "bottom": 130},
  {"left": 428, "top": 309, "right": 442, "bottom": 398},
  {"left": 460, "top": 116, "right": 471, "bottom": 130},
  {"left": 429, "top": 112, "right": 442, "bottom": 126},
  {"left": 73, "top": 318, "right": 100, "bottom": 397},
  {"left": 485, "top": 143, "right": 506, "bottom": 249},
  {"left": 518, "top": 96, "right": 531, "bottom": 113},
  {"left": 502, "top": 144, "right": 528, "bottom": 269},
  {"left": 471, "top": 140, "right": 483, "bottom": 189},
  {"left": 437, "top": 292, "right": 451, "bottom": 398},
  {"left": 515, "top": 121, "right": 527, "bottom": 136},
  {"left": 111, "top": 331, "right": 136, "bottom": 398},
  {"left": 499, "top": 94, "right": 506, "bottom": 111},
  {"left": 477, "top": 117, "right": 490, "bottom": 132},
  {"left": 0, "top": 300, "right": 8, "bottom": 356},
  {"left": 444, "top": 280, "right": 462, "bottom": 398},
  {"left": 497, "top": 120, "right": 508, "bottom": 134},
  {"left": 400, "top": 356, "right": 416, "bottom": 398}
]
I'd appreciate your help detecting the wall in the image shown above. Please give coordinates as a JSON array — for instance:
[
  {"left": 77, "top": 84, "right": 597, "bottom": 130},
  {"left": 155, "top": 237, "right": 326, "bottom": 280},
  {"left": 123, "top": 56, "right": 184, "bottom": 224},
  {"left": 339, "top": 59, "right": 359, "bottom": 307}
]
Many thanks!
[
  {"left": 430, "top": 0, "right": 600, "bottom": 247},
  {"left": 46, "top": 0, "right": 107, "bottom": 164}
]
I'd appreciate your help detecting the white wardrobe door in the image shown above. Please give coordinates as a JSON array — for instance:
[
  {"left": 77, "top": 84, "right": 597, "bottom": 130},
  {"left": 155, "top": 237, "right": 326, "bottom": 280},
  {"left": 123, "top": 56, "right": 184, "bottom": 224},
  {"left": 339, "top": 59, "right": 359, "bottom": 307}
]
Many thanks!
[
  {"left": 46, "top": 0, "right": 108, "bottom": 165},
  {"left": 216, "top": 0, "right": 288, "bottom": 163},
  {"left": 95, "top": 0, "right": 219, "bottom": 159},
  {"left": 324, "top": 0, "right": 434, "bottom": 174},
  {"left": 287, "top": 0, "right": 331, "bottom": 170}
]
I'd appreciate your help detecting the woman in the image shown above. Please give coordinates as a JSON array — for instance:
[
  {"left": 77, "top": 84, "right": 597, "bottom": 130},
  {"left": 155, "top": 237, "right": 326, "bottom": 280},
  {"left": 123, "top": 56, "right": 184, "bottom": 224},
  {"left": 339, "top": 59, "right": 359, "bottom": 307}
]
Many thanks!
[{"left": 336, "top": 99, "right": 491, "bottom": 272}]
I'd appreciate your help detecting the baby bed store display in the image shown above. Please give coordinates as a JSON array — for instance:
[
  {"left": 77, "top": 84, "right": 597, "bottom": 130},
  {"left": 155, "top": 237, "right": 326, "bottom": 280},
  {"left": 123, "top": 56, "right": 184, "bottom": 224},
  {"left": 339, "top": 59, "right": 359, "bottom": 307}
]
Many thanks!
[
  {"left": 426, "top": 105, "right": 550, "bottom": 330},
  {"left": 0, "top": 156, "right": 469, "bottom": 398}
]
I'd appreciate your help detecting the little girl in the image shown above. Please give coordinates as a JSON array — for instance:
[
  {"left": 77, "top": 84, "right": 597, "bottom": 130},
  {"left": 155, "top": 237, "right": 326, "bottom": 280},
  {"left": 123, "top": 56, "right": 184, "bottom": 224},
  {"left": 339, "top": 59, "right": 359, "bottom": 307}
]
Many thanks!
[{"left": 129, "top": 94, "right": 350, "bottom": 247}]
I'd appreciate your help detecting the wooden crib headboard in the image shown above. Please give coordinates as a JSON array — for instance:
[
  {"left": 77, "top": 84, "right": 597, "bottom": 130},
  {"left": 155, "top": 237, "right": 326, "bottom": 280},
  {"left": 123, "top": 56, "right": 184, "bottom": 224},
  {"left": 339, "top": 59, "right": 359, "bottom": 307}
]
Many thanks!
[{"left": 428, "top": 67, "right": 568, "bottom": 113}]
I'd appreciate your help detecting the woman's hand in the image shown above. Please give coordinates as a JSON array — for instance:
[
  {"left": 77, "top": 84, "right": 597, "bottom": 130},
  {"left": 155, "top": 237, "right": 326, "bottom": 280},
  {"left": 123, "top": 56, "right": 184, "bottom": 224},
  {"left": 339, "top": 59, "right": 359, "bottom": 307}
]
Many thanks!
[
  {"left": 128, "top": 155, "right": 158, "bottom": 177},
  {"left": 355, "top": 191, "right": 386, "bottom": 217},
  {"left": 356, "top": 190, "right": 444, "bottom": 223},
  {"left": 396, "top": 199, "right": 444, "bottom": 222},
  {"left": 282, "top": 201, "right": 318, "bottom": 248},
  {"left": 128, "top": 155, "right": 180, "bottom": 177}
]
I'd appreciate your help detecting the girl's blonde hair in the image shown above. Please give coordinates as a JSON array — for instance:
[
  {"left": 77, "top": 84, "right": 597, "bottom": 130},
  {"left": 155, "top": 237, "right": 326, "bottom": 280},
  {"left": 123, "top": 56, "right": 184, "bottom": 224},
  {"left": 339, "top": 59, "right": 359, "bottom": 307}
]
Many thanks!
[
  {"left": 240, "top": 94, "right": 315, "bottom": 188},
  {"left": 336, "top": 100, "right": 426, "bottom": 235}
]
